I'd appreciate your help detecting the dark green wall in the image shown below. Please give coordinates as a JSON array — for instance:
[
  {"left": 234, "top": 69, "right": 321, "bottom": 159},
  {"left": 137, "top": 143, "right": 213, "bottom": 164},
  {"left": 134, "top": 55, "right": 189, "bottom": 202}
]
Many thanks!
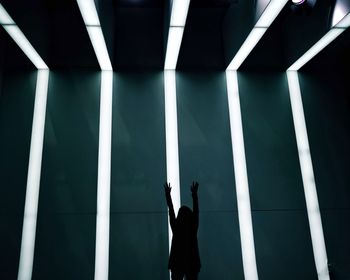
[
  {"left": 176, "top": 72, "right": 244, "bottom": 280},
  {"left": 109, "top": 72, "right": 168, "bottom": 279},
  {"left": 32, "top": 70, "right": 100, "bottom": 280},
  {"left": 0, "top": 69, "right": 37, "bottom": 280},
  {"left": 237, "top": 72, "right": 317, "bottom": 280}
]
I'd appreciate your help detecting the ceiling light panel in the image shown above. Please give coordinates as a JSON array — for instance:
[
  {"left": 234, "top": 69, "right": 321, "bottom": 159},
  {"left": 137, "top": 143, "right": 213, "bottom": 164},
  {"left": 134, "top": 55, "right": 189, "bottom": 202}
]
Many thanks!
[
  {"left": 87, "top": 26, "right": 112, "bottom": 71},
  {"left": 3, "top": 25, "right": 48, "bottom": 69},
  {"left": 76, "top": 0, "right": 100, "bottom": 26},
  {"left": 288, "top": 28, "right": 344, "bottom": 71},
  {"left": 227, "top": 28, "right": 267, "bottom": 70},
  {"left": 256, "top": 0, "right": 289, "bottom": 27},
  {"left": 76, "top": 0, "right": 112, "bottom": 71},
  {"left": 0, "top": 3, "right": 14, "bottom": 25},
  {"left": 334, "top": 12, "right": 350, "bottom": 28},
  {"left": 226, "top": 0, "right": 288, "bottom": 70},
  {"left": 165, "top": 27, "right": 184, "bottom": 70},
  {"left": 170, "top": 0, "right": 191, "bottom": 27}
]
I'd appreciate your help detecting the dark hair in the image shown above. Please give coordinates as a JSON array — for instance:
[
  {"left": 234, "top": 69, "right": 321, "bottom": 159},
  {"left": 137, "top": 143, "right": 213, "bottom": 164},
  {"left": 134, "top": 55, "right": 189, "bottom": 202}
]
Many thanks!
[{"left": 176, "top": 206, "right": 194, "bottom": 231}]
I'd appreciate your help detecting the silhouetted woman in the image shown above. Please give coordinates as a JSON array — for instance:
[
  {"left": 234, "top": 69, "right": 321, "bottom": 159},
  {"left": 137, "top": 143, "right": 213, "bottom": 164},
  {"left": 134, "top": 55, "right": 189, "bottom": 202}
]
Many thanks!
[{"left": 164, "top": 181, "right": 201, "bottom": 280}]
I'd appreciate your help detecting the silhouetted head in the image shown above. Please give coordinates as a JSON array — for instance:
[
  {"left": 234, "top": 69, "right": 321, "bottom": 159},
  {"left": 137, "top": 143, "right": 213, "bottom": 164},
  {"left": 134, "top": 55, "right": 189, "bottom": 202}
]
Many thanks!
[{"left": 177, "top": 206, "right": 193, "bottom": 230}]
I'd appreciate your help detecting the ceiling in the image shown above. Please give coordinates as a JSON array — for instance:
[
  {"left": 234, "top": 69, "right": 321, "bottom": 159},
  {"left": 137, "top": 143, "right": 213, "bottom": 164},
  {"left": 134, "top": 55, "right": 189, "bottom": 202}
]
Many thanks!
[{"left": 0, "top": 0, "right": 349, "bottom": 71}]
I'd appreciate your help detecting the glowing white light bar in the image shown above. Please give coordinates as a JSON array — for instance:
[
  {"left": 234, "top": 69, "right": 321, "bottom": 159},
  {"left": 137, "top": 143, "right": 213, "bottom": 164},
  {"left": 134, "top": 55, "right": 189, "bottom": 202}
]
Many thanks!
[
  {"left": 170, "top": 0, "right": 191, "bottom": 27},
  {"left": 286, "top": 71, "right": 330, "bottom": 280},
  {"left": 17, "top": 70, "right": 50, "bottom": 280},
  {"left": 164, "top": 27, "right": 184, "bottom": 70},
  {"left": 288, "top": 28, "right": 344, "bottom": 71},
  {"left": 334, "top": 12, "right": 350, "bottom": 28},
  {"left": 0, "top": 4, "right": 15, "bottom": 24},
  {"left": 76, "top": 0, "right": 112, "bottom": 71},
  {"left": 256, "top": 0, "right": 288, "bottom": 27},
  {"left": 164, "top": 71, "right": 181, "bottom": 276},
  {"left": 87, "top": 26, "right": 112, "bottom": 71},
  {"left": 2, "top": 25, "right": 48, "bottom": 69},
  {"left": 226, "top": 71, "right": 259, "bottom": 280},
  {"left": 227, "top": 28, "right": 266, "bottom": 70},
  {"left": 94, "top": 70, "right": 113, "bottom": 280},
  {"left": 227, "top": 0, "right": 288, "bottom": 70},
  {"left": 76, "top": 0, "right": 100, "bottom": 26},
  {"left": 164, "top": 0, "right": 190, "bottom": 69}
]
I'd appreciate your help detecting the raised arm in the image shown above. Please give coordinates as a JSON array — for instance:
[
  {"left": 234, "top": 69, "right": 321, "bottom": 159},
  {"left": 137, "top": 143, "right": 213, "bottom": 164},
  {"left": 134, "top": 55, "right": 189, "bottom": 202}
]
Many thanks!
[
  {"left": 191, "top": 181, "right": 199, "bottom": 231},
  {"left": 164, "top": 182, "right": 176, "bottom": 231}
]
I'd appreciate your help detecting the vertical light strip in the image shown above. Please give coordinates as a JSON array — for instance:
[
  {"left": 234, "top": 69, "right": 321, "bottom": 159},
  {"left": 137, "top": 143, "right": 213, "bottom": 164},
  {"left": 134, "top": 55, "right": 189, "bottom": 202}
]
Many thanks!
[
  {"left": 225, "top": 70, "right": 259, "bottom": 280},
  {"left": 227, "top": 0, "right": 288, "bottom": 70},
  {"left": 164, "top": 70, "right": 181, "bottom": 254},
  {"left": 76, "top": 2, "right": 113, "bottom": 279},
  {"left": 286, "top": 71, "right": 330, "bottom": 280},
  {"left": 17, "top": 70, "right": 49, "bottom": 280},
  {"left": 164, "top": 0, "right": 191, "bottom": 70},
  {"left": 94, "top": 70, "right": 113, "bottom": 280},
  {"left": 0, "top": 4, "right": 49, "bottom": 280}
]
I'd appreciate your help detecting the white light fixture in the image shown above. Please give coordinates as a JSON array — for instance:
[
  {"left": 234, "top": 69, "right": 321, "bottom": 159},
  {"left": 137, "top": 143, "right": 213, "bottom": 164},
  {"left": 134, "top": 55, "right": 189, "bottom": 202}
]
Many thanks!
[
  {"left": 94, "top": 70, "right": 113, "bottom": 280},
  {"left": 76, "top": 0, "right": 113, "bottom": 71},
  {"left": 286, "top": 71, "right": 330, "bottom": 280},
  {"left": 256, "top": 0, "right": 289, "bottom": 27},
  {"left": 170, "top": 0, "right": 191, "bottom": 27},
  {"left": 17, "top": 70, "right": 50, "bottom": 280},
  {"left": 288, "top": 12, "right": 350, "bottom": 70},
  {"left": 227, "top": 28, "right": 266, "bottom": 70},
  {"left": 3, "top": 25, "right": 48, "bottom": 69},
  {"left": 291, "top": 0, "right": 306, "bottom": 5},
  {"left": 76, "top": 0, "right": 100, "bottom": 26},
  {"left": 87, "top": 26, "right": 113, "bottom": 71},
  {"left": 164, "top": 27, "right": 184, "bottom": 70},
  {"left": 226, "top": 70, "right": 259, "bottom": 280},
  {"left": 334, "top": 12, "right": 350, "bottom": 28},
  {"left": 164, "top": 0, "right": 191, "bottom": 70},
  {"left": 288, "top": 28, "right": 343, "bottom": 70},
  {"left": 226, "top": 0, "right": 288, "bottom": 70},
  {"left": 0, "top": 3, "right": 15, "bottom": 24},
  {"left": 0, "top": 4, "right": 47, "bottom": 69}
]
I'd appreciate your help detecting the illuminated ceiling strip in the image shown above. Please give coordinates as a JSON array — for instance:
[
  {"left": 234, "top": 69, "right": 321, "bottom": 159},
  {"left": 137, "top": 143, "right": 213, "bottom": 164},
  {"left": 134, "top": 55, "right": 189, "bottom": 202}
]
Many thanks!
[
  {"left": 226, "top": 71, "right": 259, "bottom": 280},
  {"left": 87, "top": 26, "right": 113, "bottom": 71},
  {"left": 94, "top": 71, "right": 113, "bottom": 280},
  {"left": 164, "top": 0, "right": 191, "bottom": 70},
  {"left": 164, "top": 27, "right": 184, "bottom": 70},
  {"left": 0, "top": 3, "right": 15, "bottom": 24},
  {"left": 227, "top": 0, "right": 288, "bottom": 70},
  {"left": 288, "top": 13, "right": 350, "bottom": 71},
  {"left": 0, "top": 4, "right": 48, "bottom": 69},
  {"left": 170, "top": 0, "right": 191, "bottom": 27},
  {"left": 227, "top": 28, "right": 267, "bottom": 71},
  {"left": 164, "top": 70, "right": 181, "bottom": 280},
  {"left": 76, "top": 0, "right": 100, "bottom": 26},
  {"left": 286, "top": 71, "right": 330, "bottom": 280},
  {"left": 17, "top": 70, "right": 50, "bottom": 280},
  {"left": 76, "top": 0, "right": 112, "bottom": 71}
]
